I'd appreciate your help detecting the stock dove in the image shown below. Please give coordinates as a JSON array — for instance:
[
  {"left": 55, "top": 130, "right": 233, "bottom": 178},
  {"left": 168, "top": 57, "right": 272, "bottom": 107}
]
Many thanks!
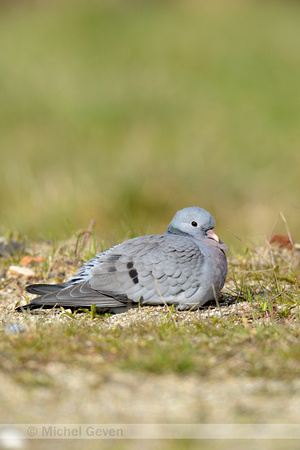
[{"left": 18, "top": 207, "right": 227, "bottom": 314}]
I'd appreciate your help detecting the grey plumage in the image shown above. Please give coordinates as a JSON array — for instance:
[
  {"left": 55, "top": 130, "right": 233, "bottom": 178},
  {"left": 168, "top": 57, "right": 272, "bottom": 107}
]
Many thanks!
[{"left": 18, "top": 207, "right": 227, "bottom": 314}]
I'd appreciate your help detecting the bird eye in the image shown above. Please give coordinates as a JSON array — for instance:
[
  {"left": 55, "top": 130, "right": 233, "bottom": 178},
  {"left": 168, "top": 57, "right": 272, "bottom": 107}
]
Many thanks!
[{"left": 191, "top": 221, "right": 198, "bottom": 227}]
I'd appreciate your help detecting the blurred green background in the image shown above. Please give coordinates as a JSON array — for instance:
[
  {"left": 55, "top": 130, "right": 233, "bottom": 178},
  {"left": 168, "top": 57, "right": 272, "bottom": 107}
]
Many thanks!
[{"left": 1, "top": 0, "right": 300, "bottom": 251}]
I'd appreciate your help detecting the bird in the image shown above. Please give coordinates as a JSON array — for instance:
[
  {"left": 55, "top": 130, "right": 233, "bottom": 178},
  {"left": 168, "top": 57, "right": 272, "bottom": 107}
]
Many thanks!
[{"left": 18, "top": 207, "right": 228, "bottom": 314}]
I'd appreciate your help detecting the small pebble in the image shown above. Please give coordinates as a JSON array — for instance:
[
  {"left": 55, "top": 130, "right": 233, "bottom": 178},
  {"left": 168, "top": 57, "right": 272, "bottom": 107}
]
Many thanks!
[
  {"left": 0, "top": 427, "right": 27, "bottom": 449},
  {"left": 8, "top": 266, "right": 35, "bottom": 278},
  {"left": 4, "top": 323, "right": 27, "bottom": 335}
]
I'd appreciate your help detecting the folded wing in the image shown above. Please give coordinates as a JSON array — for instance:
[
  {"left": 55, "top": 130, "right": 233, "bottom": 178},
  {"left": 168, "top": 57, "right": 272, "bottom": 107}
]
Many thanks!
[{"left": 18, "top": 234, "right": 205, "bottom": 313}]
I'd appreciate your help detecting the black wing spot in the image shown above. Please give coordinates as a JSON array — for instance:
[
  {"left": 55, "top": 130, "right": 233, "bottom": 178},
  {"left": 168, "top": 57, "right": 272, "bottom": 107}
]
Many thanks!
[
  {"left": 129, "top": 268, "right": 139, "bottom": 284},
  {"left": 127, "top": 262, "right": 134, "bottom": 269}
]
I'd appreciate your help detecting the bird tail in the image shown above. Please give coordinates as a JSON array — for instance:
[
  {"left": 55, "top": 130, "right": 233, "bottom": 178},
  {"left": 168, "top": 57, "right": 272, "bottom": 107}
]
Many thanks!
[
  {"left": 15, "top": 282, "right": 71, "bottom": 312},
  {"left": 25, "top": 282, "right": 69, "bottom": 295}
]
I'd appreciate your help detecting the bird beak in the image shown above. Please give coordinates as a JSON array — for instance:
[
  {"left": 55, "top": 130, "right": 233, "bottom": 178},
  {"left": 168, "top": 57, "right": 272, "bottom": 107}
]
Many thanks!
[{"left": 206, "top": 230, "right": 220, "bottom": 242}]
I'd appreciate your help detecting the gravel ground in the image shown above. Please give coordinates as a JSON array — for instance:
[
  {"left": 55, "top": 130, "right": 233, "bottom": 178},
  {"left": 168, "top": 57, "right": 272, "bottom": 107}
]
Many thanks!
[
  {"left": 0, "top": 242, "right": 300, "bottom": 450},
  {"left": 1, "top": 360, "right": 300, "bottom": 425},
  {"left": 1, "top": 285, "right": 299, "bottom": 426}
]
